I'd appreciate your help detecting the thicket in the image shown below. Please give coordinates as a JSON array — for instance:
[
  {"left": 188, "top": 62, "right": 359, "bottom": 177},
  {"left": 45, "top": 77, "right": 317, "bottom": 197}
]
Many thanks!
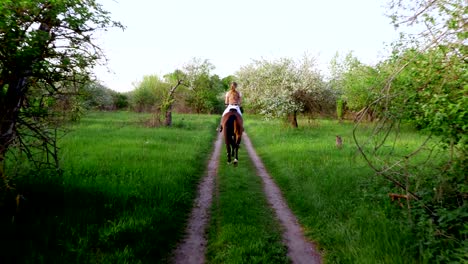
[{"left": 331, "top": 0, "right": 467, "bottom": 261}]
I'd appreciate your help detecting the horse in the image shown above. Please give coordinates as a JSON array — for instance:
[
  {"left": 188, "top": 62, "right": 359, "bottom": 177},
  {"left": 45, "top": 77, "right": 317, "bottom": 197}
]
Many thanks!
[{"left": 221, "top": 109, "right": 243, "bottom": 165}]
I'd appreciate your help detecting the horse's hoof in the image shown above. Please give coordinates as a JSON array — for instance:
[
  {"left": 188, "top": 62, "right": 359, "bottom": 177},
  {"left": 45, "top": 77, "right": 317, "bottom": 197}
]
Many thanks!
[{"left": 233, "top": 159, "right": 238, "bottom": 166}]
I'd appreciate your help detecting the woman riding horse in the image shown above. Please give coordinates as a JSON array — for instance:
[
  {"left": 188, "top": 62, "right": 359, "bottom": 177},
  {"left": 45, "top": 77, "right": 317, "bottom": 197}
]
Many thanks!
[
  {"left": 220, "top": 82, "right": 243, "bottom": 164},
  {"left": 219, "top": 82, "right": 242, "bottom": 132}
]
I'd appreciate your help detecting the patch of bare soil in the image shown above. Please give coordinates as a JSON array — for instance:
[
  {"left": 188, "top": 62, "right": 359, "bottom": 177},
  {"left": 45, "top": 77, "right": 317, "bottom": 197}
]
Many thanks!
[
  {"left": 172, "top": 133, "right": 222, "bottom": 264},
  {"left": 243, "top": 133, "right": 322, "bottom": 264}
]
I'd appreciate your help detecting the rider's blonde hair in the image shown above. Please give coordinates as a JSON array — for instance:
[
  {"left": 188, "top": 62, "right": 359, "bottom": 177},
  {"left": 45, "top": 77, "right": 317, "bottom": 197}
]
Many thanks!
[{"left": 227, "top": 82, "right": 240, "bottom": 104}]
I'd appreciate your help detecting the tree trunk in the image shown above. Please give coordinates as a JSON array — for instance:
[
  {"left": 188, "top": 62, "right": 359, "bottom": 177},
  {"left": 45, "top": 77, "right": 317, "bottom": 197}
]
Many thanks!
[
  {"left": 0, "top": 153, "right": 7, "bottom": 191},
  {"left": 0, "top": 76, "right": 28, "bottom": 190},
  {"left": 288, "top": 111, "right": 298, "bottom": 128},
  {"left": 164, "top": 105, "right": 173, "bottom": 127},
  {"left": 163, "top": 80, "right": 183, "bottom": 127}
]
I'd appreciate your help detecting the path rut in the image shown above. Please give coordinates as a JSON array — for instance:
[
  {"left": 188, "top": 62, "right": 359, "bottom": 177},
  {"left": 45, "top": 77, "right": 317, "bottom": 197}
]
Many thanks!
[
  {"left": 243, "top": 133, "right": 322, "bottom": 264},
  {"left": 173, "top": 132, "right": 322, "bottom": 264},
  {"left": 172, "top": 133, "right": 222, "bottom": 264}
]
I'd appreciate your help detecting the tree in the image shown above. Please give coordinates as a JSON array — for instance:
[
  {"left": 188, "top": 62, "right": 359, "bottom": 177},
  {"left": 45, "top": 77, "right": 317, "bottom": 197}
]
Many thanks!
[
  {"left": 81, "top": 82, "right": 115, "bottom": 110},
  {"left": 0, "top": 0, "right": 123, "bottom": 190},
  {"left": 342, "top": 63, "right": 382, "bottom": 121},
  {"left": 209, "top": 74, "right": 227, "bottom": 113},
  {"left": 79, "top": 81, "right": 128, "bottom": 110},
  {"left": 130, "top": 72, "right": 187, "bottom": 126},
  {"left": 353, "top": 0, "right": 467, "bottom": 261},
  {"left": 237, "top": 55, "right": 327, "bottom": 127},
  {"left": 130, "top": 75, "right": 169, "bottom": 113},
  {"left": 112, "top": 92, "right": 129, "bottom": 110},
  {"left": 221, "top": 75, "right": 236, "bottom": 91},
  {"left": 329, "top": 52, "right": 383, "bottom": 121},
  {"left": 182, "top": 58, "right": 222, "bottom": 114},
  {"left": 163, "top": 70, "right": 186, "bottom": 126}
]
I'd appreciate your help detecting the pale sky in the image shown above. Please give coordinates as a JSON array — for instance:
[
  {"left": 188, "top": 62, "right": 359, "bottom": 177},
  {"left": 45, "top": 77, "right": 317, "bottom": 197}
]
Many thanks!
[{"left": 94, "top": 0, "right": 400, "bottom": 92}]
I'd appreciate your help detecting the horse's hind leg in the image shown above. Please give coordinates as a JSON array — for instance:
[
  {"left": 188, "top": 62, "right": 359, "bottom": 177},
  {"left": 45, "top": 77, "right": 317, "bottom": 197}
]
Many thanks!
[
  {"left": 232, "top": 143, "right": 238, "bottom": 166},
  {"left": 230, "top": 144, "right": 234, "bottom": 158},
  {"left": 226, "top": 144, "right": 232, "bottom": 164},
  {"left": 233, "top": 134, "right": 241, "bottom": 165}
]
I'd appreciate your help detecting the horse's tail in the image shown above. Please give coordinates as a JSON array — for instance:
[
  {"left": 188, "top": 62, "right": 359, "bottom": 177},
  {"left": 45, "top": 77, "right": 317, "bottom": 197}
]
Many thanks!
[
  {"left": 232, "top": 115, "right": 243, "bottom": 148},
  {"left": 224, "top": 114, "right": 236, "bottom": 145},
  {"left": 226, "top": 114, "right": 236, "bottom": 129},
  {"left": 233, "top": 115, "right": 243, "bottom": 135},
  {"left": 233, "top": 118, "right": 241, "bottom": 148}
]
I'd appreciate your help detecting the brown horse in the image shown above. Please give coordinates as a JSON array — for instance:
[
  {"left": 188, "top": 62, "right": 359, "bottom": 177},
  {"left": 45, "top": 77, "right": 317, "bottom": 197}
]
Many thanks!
[{"left": 221, "top": 109, "right": 243, "bottom": 165}]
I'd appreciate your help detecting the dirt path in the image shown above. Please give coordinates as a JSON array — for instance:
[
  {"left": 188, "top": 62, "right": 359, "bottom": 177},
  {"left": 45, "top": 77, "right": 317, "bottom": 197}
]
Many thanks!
[
  {"left": 173, "top": 132, "right": 322, "bottom": 264},
  {"left": 243, "top": 133, "right": 322, "bottom": 264},
  {"left": 172, "top": 133, "right": 222, "bottom": 264}
]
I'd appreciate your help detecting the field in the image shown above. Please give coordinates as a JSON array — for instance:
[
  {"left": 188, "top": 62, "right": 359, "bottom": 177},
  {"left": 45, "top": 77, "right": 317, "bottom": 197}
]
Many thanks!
[
  {"left": 2, "top": 112, "right": 217, "bottom": 263},
  {"left": 244, "top": 116, "right": 424, "bottom": 263},
  {"left": 1, "top": 111, "right": 431, "bottom": 263}
]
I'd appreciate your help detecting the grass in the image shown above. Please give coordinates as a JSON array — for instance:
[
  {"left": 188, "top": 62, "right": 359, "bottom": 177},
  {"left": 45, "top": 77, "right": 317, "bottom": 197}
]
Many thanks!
[
  {"left": 1, "top": 111, "right": 218, "bottom": 263},
  {"left": 1, "top": 112, "right": 440, "bottom": 263},
  {"left": 206, "top": 144, "right": 289, "bottom": 264},
  {"left": 243, "top": 115, "right": 427, "bottom": 263}
]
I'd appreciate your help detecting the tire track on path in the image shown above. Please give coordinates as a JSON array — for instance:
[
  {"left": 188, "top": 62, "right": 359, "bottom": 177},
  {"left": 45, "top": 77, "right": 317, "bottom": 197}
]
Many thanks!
[
  {"left": 172, "top": 132, "right": 222, "bottom": 264},
  {"left": 243, "top": 133, "right": 322, "bottom": 264}
]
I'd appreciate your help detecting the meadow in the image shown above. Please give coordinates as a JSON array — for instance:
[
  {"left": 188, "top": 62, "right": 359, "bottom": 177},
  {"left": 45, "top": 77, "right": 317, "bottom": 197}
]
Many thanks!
[
  {"left": 2, "top": 112, "right": 217, "bottom": 263},
  {"left": 244, "top": 115, "right": 427, "bottom": 263},
  {"left": 2, "top": 111, "right": 433, "bottom": 263}
]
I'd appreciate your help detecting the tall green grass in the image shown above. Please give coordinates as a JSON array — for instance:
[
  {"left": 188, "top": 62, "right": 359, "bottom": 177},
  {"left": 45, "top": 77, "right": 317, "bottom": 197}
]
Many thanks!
[
  {"left": 206, "top": 146, "right": 289, "bottom": 264},
  {"left": 244, "top": 116, "right": 426, "bottom": 263},
  {"left": 2, "top": 112, "right": 217, "bottom": 263},
  {"left": 2, "top": 112, "right": 436, "bottom": 263}
]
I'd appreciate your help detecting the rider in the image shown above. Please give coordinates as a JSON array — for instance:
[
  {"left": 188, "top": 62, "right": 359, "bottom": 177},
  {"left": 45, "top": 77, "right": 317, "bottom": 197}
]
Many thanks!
[{"left": 219, "top": 81, "right": 242, "bottom": 132}]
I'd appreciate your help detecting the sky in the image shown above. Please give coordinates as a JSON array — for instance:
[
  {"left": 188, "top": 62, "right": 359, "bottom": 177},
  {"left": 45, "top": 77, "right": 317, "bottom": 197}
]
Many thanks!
[{"left": 93, "top": 0, "right": 400, "bottom": 92}]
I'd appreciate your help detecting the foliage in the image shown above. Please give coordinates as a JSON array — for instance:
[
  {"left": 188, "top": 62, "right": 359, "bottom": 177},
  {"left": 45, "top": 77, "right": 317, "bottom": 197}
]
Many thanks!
[
  {"left": 81, "top": 81, "right": 128, "bottom": 110},
  {"left": 237, "top": 55, "right": 331, "bottom": 127},
  {"left": 336, "top": 98, "right": 344, "bottom": 121},
  {"left": 160, "top": 70, "right": 186, "bottom": 126},
  {"left": 112, "top": 92, "right": 129, "bottom": 109},
  {"left": 385, "top": 47, "right": 467, "bottom": 147},
  {"left": 376, "top": 46, "right": 467, "bottom": 262},
  {"left": 329, "top": 52, "right": 383, "bottom": 120},
  {"left": 350, "top": 0, "right": 468, "bottom": 261},
  {"left": 182, "top": 58, "right": 224, "bottom": 114},
  {"left": 127, "top": 59, "right": 225, "bottom": 117},
  {"left": 221, "top": 75, "right": 236, "bottom": 91},
  {"left": 130, "top": 75, "right": 170, "bottom": 113},
  {"left": 209, "top": 74, "right": 228, "bottom": 113},
  {"left": 342, "top": 64, "right": 381, "bottom": 114},
  {"left": 0, "top": 0, "right": 123, "bottom": 190}
]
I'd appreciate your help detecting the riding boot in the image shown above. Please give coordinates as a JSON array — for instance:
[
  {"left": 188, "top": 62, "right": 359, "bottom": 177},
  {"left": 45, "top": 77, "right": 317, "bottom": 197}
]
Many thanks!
[{"left": 218, "top": 125, "right": 223, "bottom": 133}]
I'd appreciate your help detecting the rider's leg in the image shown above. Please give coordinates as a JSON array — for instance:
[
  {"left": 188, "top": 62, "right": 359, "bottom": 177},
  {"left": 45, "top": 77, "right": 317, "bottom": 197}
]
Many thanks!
[
  {"left": 218, "top": 115, "right": 224, "bottom": 132},
  {"left": 219, "top": 108, "right": 230, "bottom": 132}
]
